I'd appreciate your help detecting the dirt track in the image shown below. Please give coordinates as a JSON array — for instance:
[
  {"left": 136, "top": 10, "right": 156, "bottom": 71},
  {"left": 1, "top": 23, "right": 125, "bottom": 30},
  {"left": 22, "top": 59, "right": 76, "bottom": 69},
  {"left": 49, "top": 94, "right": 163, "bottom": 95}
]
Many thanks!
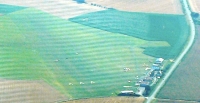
[
  {"left": 0, "top": 79, "right": 66, "bottom": 103},
  {"left": 188, "top": 0, "right": 200, "bottom": 13},
  {"left": 85, "top": 0, "right": 183, "bottom": 14}
]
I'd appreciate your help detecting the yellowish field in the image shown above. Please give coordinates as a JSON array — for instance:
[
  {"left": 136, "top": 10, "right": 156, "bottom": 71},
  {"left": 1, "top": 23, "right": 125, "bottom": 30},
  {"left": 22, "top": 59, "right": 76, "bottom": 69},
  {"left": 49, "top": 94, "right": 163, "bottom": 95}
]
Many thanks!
[
  {"left": 0, "top": 79, "right": 66, "bottom": 103},
  {"left": 188, "top": 0, "right": 200, "bottom": 13},
  {"left": 64, "top": 97, "right": 145, "bottom": 103},
  {"left": 85, "top": 0, "right": 183, "bottom": 14},
  {"left": 0, "top": 0, "right": 105, "bottom": 19}
]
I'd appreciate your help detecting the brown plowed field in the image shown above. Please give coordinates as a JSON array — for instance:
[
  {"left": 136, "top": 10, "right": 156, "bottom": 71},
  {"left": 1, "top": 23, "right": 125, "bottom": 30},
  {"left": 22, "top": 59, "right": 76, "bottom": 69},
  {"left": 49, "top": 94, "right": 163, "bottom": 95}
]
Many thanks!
[
  {"left": 0, "top": 79, "right": 67, "bottom": 103},
  {"left": 188, "top": 0, "right": 200, "bottom": 13},
  {"left": 85, "top": 0, "right": 183, "bottom": 14},
  {"left": 157, "top": 26, "right": 200, "bottom": 101},
  {"left": 156, "top": 99, "right": 199, "bottom": 103},
  {"left": 64, "top": 97, "right": 145, "bottom": 103}
]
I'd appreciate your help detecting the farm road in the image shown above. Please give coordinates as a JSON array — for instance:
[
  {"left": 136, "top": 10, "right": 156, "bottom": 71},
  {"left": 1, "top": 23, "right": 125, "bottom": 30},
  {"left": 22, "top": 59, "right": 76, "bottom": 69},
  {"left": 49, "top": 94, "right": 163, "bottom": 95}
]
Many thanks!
[{"left": 145, "top": 0, "right": 195, "bottom": 103}]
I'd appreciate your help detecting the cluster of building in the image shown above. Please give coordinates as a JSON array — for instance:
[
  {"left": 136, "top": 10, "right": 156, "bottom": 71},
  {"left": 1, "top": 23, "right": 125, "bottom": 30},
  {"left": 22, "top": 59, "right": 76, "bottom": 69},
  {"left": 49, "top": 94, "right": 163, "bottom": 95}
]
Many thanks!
[
  {"left": 134, "top": 58, "right": 164, "bottom": 96},
  {"left": 120, "top": 58, "right": 164, "bottom": 96}
]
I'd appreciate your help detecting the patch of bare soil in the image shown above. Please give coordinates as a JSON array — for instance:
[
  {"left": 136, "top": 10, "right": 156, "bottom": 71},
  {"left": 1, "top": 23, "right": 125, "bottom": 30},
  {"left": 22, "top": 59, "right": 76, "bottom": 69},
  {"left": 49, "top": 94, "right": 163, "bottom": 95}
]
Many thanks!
[
  {"left": 85, "top": 0, "right": 183, "bottom": 14},
  {"left": 188, "top": 0, "right": 200, "bottom": 13},
  {"left": 0, "top": 79, "right": 66, "bottom": 103},
  {"left": 63, "top": 97, "right": 145, "bottom": 103}
]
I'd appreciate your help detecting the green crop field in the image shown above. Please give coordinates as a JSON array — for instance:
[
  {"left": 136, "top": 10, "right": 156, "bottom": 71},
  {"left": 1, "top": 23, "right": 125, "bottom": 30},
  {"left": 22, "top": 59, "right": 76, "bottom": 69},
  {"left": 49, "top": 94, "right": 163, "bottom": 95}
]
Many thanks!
[{"left": 0, "top": 4, "right": 189, "bottom": 100}]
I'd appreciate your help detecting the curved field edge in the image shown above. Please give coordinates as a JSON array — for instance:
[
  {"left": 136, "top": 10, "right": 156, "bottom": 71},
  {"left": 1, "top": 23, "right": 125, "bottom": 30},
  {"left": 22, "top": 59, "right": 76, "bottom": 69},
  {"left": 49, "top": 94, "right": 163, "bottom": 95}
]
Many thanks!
[
  {"left": 156, "top": 26, "right": 200, "bottom": 102},
  {"left": 147, "top": 0, "right": 196, "bottom": 102},
  {"left": 0, "top": 4, "right": 190, "bottom": 101}
]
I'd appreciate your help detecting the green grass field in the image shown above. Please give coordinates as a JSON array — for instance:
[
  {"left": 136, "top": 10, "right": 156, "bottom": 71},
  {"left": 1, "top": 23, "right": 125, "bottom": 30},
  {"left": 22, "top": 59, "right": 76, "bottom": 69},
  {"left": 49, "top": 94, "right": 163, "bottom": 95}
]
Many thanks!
[
  {"left": 0, "top": 4, "right": 189, "bottom": 100},
  {"left": 69, "top": 9, "right": 190, "bottom": 59}
]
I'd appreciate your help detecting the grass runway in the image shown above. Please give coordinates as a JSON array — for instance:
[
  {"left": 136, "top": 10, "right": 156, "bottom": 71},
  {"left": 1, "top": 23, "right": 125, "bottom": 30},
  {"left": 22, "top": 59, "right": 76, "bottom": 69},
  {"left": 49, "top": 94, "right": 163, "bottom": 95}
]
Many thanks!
[{"left": 0, "top": 4, "right": 189, "bottom": 100}]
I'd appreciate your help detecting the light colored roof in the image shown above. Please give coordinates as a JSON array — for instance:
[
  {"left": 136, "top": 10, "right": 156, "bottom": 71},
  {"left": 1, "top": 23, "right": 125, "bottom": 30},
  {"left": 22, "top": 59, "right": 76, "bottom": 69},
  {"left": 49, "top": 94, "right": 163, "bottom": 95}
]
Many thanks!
[
  {"left": 123, "top": 86, "right": 132, "bottom": 88},
  {"left": 152, "top": 66, "right": 160, "bottom": 70},
  {"left": 156, "top": 58, "right": 164, "bottom": 62},
  {"left": 120, "top": 90, "right": 134, "bottom": 93}
]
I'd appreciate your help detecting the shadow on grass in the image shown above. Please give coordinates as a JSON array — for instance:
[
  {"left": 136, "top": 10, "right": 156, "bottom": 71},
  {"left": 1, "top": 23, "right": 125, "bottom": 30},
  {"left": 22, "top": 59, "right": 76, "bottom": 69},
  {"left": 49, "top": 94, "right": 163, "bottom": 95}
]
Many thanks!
[
  {"left": 118, "top": 93, "right": 140, "bottom": 97},
  {"left": 142, "top": 47, "right": 179, "bottom": 59},
  {"left": 69, "top": 9, "right": 189, "bottom": 59},
  {"left": 0, "top": 4, "right": 26, "bottom": 14}
]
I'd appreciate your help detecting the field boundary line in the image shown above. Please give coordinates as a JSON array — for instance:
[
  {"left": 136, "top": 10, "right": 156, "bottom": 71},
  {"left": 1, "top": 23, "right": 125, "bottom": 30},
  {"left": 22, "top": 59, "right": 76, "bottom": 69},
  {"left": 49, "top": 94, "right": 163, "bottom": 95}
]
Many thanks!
[
  {"left": 145, "top": 0, "right": 196, "bottom": 103},
  {"left": 157, "top": 98, "right": 200, "bottom": 103}
]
